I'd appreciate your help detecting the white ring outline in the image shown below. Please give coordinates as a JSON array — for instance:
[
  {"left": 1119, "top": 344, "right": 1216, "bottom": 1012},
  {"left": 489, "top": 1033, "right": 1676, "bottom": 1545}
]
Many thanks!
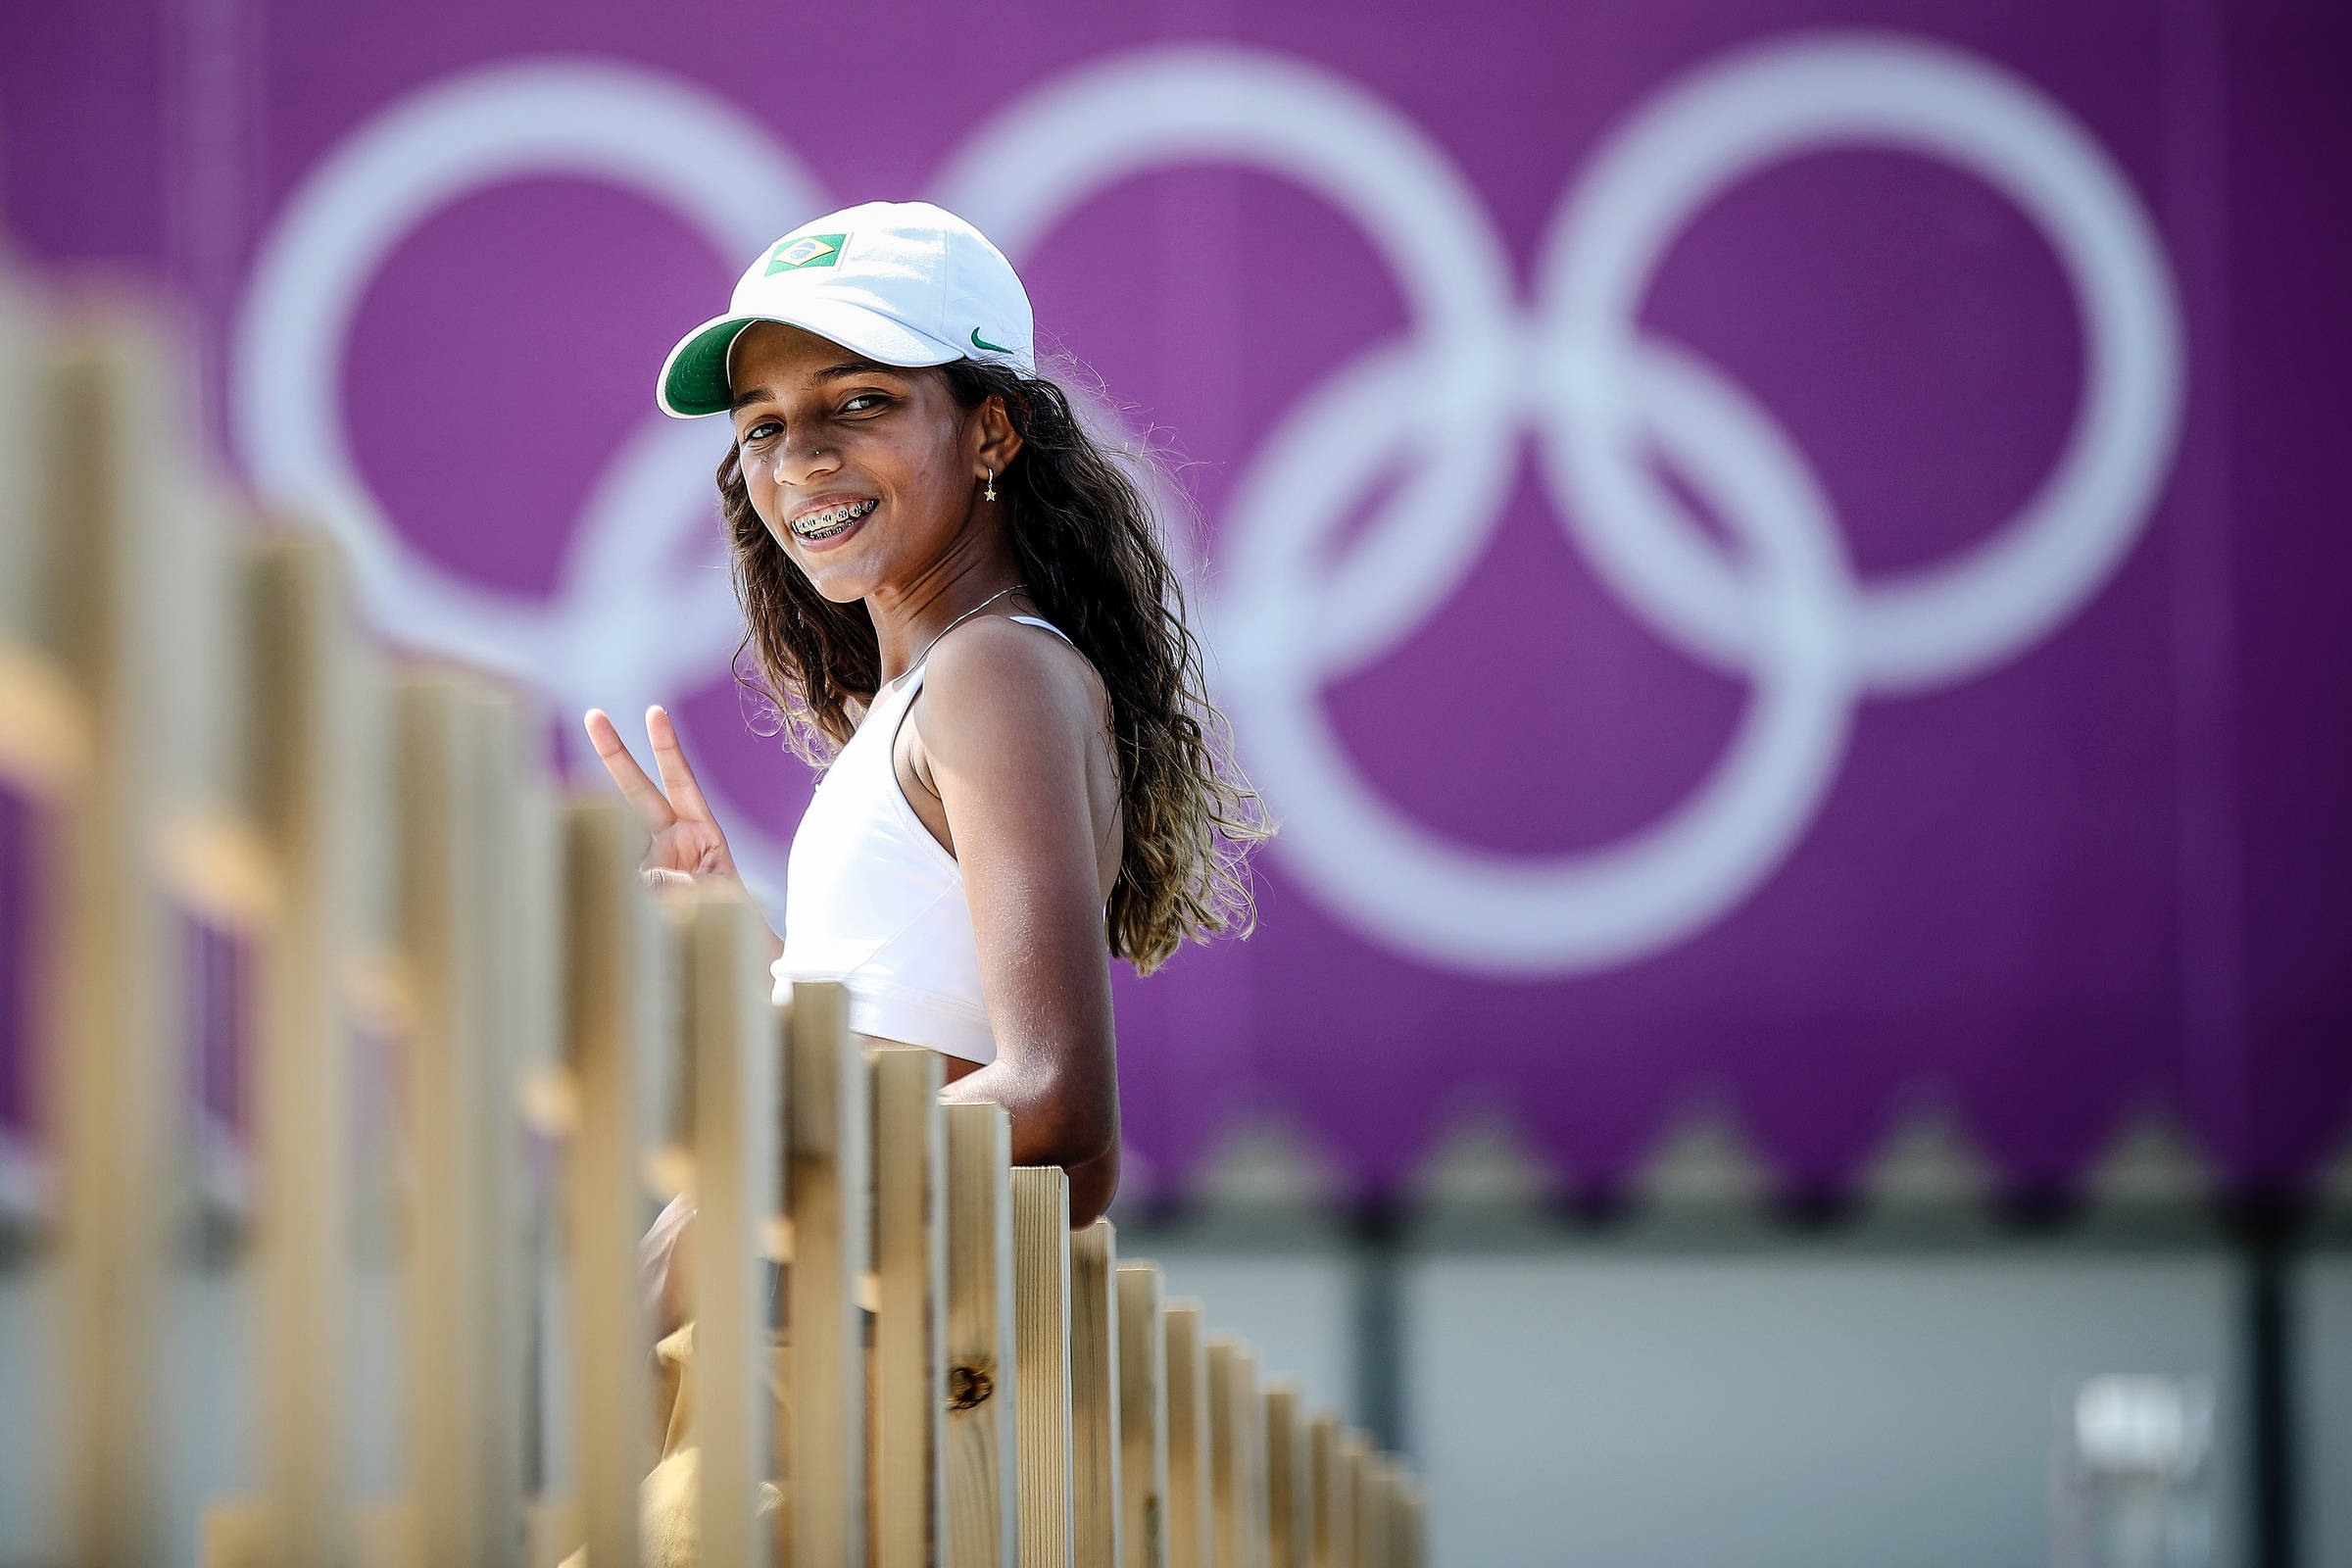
[
  {"left": 933, "top": 44, "right": 1524, "bottom": 676},
  {"left": 231, "top": 58, "right": 824, "bottom": 680},
  {"left": 1537, "top": 33, "right": 2183, "bottom": 693},
  {"left": 1217, "top": 339, "right": 1858, "bottom": 973}
]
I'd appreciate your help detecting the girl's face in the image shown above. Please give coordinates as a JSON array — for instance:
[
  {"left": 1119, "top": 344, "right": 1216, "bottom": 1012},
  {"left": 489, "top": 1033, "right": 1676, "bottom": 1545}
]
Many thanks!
[{"left": 727, "top": 320, "right": 1000, "bottom": 604}]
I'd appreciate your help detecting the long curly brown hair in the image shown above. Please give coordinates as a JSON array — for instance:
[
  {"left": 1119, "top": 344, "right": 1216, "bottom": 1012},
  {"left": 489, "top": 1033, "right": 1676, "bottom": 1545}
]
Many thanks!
[{"left": 717, "top": 359, "right": 1269, "bottom": 975}]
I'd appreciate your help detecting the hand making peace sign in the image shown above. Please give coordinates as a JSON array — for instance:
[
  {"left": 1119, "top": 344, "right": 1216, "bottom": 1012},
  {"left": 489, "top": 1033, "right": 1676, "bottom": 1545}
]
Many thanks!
[{"left": 582, "top": 706, "right": 758, "bottom": 911}]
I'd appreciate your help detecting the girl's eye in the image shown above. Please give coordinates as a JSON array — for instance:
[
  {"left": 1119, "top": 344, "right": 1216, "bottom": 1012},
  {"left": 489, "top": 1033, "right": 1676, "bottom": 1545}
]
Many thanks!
[
  {"left": 842, "top": 394, "right": 886, "bottom": 415},
  {"left": 744, "top": 419, "right": 782, "bottom": 443}
]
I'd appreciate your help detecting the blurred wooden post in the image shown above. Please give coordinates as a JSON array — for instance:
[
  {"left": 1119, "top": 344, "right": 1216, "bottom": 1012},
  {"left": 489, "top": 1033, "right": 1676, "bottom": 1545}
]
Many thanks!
[
  {"left": 469, "top": 688, "right": 533, "bottom": 1565},
  {"left": 944, "top": 1102, "right": 1018, "bottom": 1568},
  {"left": 1207, "top": 1340, "right": 1238, "bottom": 1568},
  {"left": 1070, "top": 1219, "right": 1123, "bottom": 1566},
  {"left": 561, "top": 798, "right": 661, "bottom": 1568},
  {"left": 1373, "top": 1468, "right": 1399, "bottom": 1568},
  {"left": 1342, "top": 1439, "right": 1373, "bottom": 1568},
  {"left": 1263, "top": 1385, "right": 1306, "bottom": 1568},
  {"left": 787, "top": 978, "right": 868, "bottom": 1567},
  {"left": 1241, "top": 1353, "right": 1269, "bottom": 1568},
  {"left": 1359, "top": 1459, "right": 1389, "bottom": 1568},
  {"left": 686, "top": 894, "right": 779, "bottom": 1568},
  {"left": 505, "top": 708, "right": 562, "bottom": 1506},
  {"left": 872, "top": 1046, "right": 948, "bottom": 1568},
  {"left": 1162, "top": 1302, "right": 1211, "bottom": 1568},
  {"left": 1114, "top": 1263, "right": 1168, "bottom": 1568},
  {"left": 1393, "top": 1479, "right": 1426, "bottom": 1568},
  {"left": 40, "top": 312, "right": 189, "bottom": 1567},
  {"left": 1307, "top": 1415, "right": 1348, "bottom": 1568},
  {"left": 244, "top": 534, "right": 364, "bottom": 1564},
  {"left": 398, "top": 672, "right": 494, "bottom": 1563},
  {"left": 1209, "top": 1340, "right": 1268, "bottom": 1568},
  {"left": 1011, "top": 1166, "right": 1072, "bottom": 1568}
]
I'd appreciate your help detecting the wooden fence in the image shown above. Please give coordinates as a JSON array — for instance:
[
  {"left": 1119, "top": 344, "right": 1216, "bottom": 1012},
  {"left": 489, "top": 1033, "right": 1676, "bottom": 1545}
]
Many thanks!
[{"left": 0, "top": 291, "right": 1427, "bottom": 1565}]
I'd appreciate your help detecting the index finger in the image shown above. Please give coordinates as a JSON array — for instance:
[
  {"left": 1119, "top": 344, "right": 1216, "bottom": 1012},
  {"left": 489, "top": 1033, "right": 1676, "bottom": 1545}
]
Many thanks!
[
  {"left": 583, "top": 708, "right": 676, "bottom": 832},
  {"left": 645, "top": 706, "right": 716, "bottom": 824}
]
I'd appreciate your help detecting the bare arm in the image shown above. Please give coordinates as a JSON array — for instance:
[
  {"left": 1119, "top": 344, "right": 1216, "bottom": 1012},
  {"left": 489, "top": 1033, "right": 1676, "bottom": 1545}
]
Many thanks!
[{"left": 908, "top": 618, "right": 1122, "bottom": 1224}]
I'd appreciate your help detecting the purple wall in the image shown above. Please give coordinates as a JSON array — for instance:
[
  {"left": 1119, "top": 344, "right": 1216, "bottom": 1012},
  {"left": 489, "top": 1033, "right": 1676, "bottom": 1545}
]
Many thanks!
[{"left": 4, "top": 0, "right": 2346, "bottom": 1200}]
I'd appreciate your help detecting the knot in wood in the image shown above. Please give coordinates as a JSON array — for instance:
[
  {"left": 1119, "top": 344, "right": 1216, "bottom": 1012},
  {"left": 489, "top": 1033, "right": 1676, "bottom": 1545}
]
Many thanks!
[{"left": 947, "top": 1364, "right": 994, "bottom": 1410}]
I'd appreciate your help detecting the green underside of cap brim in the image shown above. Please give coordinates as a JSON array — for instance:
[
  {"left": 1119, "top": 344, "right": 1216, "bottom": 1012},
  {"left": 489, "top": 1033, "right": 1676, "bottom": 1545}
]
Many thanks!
[
  {"left": 660, "top": 302, "right": 980, "bottom": 417},
  {"left": 661, "top": 318, "right": 753, "bottom": 418}
]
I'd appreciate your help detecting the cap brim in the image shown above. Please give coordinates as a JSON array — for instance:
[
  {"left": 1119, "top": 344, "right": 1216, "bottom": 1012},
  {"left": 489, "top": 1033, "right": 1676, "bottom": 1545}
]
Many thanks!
[{"left": 656, "top": 299, "right": 966, "bottom": 417}]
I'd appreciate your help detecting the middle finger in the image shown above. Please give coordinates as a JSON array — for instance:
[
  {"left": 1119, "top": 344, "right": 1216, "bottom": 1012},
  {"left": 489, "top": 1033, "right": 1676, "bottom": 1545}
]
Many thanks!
[{"left": 583, "top": 708, "right": 677, "bottom": 831}]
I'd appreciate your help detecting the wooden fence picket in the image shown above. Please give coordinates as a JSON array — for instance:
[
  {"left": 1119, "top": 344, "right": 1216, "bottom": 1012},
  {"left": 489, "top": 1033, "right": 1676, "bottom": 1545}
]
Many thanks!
[
  {"left": 243, "top": 534, "right": 366, "bottom": 1565},
  {"left": 1394, "top": 1478, "right": 1427, "bottom": 1568},
  {"left": 1342, "top": 1436, "right": 1370, "bottom": 1568},
  {"left": 1011, "top": 1166, "right": 1074, "bottom": 1568},
  {"left": 944, "top": 1102, "right": 1019, "bottom": 1568},
  {"left": 1239, "top": 1347, "right": 1269, "bottom": 1568},
  {"left": 685, "top": 893, "right": 780, "bottom": 1568},
  {"left": 1114, "top": 1262, "right": 1169, "bottom": 1568},
  {"left": 560, "top": 796, "right": 662, "bottom": 1568},
  {"left": 397, "top": 672, "right": 499, "bottom": 1564},
  {"left": 1264, "top": 1384, "right": 1306, "bottom": 1568},
  {"left": 1162, "top": 1302, "right": 1212, "bottom": 1568},
  {"left": 1367, "top": 1458, "right": 1395, "bottom": 1568},
  {"left": 1206, "top": 1340, "right": 1236, "bottom": 1568},
  {"left": 786, "top": 978, "right": 869, "bottom": 1567},
  {"left": 472, "top": 687, "right": 535, "bottom": 1567},
  {"left": 1308, "top": 1415, "right": 1348, "bottom": 1568},
  {"left": 43, "top": 311, "right": 192, "bottom": 1567},
  {"left": 872, "top": 1046, "right": 949, "bottom": 1568},
  {"left": 1214, "top": 1339, "right": 1278, "bottom": 1568},
  {"left": 1070, "top": 1218, "right": 1124, "bottom": 1567},
  {"left": 1379, "top": 1458, "right": 1407, "bottom": 1568}
]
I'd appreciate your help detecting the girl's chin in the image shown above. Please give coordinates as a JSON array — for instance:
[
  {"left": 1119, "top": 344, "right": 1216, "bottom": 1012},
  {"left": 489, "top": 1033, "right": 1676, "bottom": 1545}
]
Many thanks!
[
  {"left": 795, "top": 558, "right": 880, "bottom": 605},
  {"left": 804, "top": 577, "right": 873, "bottom": 607}
]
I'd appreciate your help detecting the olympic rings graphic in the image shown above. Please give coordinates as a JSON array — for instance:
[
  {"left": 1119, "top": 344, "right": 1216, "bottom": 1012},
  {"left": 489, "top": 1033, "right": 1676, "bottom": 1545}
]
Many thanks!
[
  {"left": 232, "top": 35, "right": 2182, "bottom": 977},
  {"left": 231, "top": 61, "right": 819, "bottom": 773},
  {"left": 1536, "top": 35, "right": 2182, "bottom": 696}
]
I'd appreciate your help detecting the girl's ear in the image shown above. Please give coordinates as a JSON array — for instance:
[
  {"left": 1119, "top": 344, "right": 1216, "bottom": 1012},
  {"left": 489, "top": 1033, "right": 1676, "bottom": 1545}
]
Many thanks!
[{"left": 976, "top": 391, "right": 1024, "bottom": 470}]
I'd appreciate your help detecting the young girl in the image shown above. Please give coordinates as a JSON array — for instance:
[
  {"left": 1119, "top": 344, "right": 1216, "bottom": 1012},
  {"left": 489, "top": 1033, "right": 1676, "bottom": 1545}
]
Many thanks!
[{"left": 586, "top": 200, "right": 1264, "bottom": 1333}]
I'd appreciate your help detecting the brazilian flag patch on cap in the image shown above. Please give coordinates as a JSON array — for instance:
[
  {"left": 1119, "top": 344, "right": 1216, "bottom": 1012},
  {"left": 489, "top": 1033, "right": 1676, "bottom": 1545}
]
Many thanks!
[{"left": 766, "top": 232, "right": 846, "bottom": 272}]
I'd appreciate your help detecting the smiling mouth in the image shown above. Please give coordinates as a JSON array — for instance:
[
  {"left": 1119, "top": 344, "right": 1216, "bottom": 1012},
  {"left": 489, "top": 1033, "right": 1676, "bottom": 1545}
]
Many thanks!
[{"left": 790, "top": 498, "right": 877, "bottom": 541}]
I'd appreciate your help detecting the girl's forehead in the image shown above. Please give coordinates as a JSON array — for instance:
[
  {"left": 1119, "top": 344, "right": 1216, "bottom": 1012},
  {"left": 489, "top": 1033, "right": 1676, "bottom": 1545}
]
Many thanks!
[
  {"left": 729, "top": 319, "right": 897, "bottom": 385},
  {"left": 731, "top": 319, "right": 840, "bottom": 372}
]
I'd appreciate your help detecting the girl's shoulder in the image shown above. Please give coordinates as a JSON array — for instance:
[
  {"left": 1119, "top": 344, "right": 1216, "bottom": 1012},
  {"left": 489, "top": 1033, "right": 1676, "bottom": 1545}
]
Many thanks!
[
  {"left": 928, "top": 611, "right": 1090, "bottom": 682},
  {"left": 917, "top": 612, "right": 1106, "bottom": 751}
]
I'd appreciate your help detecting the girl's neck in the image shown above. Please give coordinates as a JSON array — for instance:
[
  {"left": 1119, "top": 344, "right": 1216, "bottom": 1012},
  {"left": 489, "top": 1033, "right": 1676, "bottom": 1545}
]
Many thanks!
[{"left": 869, "top": 553, "right": 1028, "bottom": 686}]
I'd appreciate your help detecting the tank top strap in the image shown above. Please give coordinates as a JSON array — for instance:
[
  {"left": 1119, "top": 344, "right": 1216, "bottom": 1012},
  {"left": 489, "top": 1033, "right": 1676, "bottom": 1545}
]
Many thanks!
[
  {"left": 1007, "top": 613, "right": 1076, "bottom": 649},
  {"left": 884, "top": 613, "right": 1070, "bottom": 702}
]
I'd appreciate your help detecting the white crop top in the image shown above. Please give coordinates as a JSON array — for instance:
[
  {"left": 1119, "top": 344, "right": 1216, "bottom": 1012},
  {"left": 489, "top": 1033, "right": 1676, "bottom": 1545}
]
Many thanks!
[{"left": 770, "top": 614, "right": 1075, "bottom": 1064}]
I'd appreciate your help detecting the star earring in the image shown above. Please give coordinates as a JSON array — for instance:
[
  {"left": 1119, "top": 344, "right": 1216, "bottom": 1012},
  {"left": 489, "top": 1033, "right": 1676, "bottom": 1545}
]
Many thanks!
[{"left": 984, "top": 466, "right": 997, "bottom": 502}]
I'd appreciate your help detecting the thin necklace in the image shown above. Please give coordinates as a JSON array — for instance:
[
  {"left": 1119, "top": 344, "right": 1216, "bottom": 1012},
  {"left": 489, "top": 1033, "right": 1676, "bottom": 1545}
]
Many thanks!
[{"left": 889, "top": 582, "right": 1028, "bottom": 688}]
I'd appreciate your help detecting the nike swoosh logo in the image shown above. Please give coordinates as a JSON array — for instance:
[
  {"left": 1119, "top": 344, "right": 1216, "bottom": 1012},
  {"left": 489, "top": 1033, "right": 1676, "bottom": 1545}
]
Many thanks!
[{"left": 970, "top": 327, "right": 1009, "bottom": 353}]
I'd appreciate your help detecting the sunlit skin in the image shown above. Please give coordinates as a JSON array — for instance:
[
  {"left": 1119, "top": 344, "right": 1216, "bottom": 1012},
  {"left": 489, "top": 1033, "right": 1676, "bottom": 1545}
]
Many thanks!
[{"left": 585, "top": 322, "right": 1124, "bottom": 1325}]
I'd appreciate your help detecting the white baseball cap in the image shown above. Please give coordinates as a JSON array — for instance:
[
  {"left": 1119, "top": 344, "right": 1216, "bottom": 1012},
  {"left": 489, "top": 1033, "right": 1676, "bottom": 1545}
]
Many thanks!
[{"left": 656, "top": 200, "right": 1035, "bottom": 417}]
